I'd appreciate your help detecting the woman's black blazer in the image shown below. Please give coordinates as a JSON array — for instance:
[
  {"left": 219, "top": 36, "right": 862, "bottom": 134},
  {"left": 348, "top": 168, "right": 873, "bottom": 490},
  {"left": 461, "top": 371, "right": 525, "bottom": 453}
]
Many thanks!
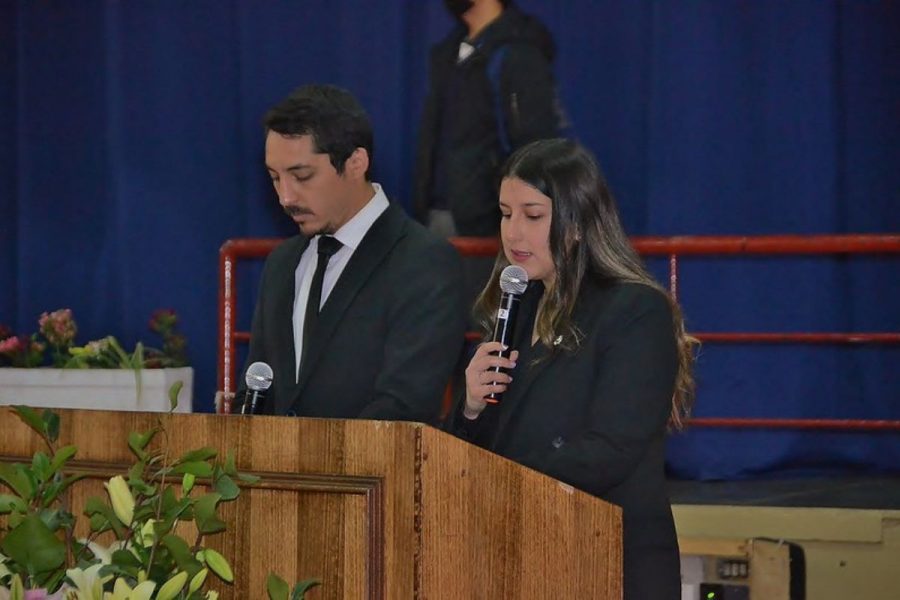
[{"left": 447, "top": 278, "right": 681, "bottom": 599}]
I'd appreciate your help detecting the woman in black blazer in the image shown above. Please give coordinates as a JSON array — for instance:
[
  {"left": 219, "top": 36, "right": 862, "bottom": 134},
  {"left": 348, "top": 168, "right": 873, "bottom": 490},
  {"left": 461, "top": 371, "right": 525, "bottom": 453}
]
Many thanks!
[{"left": 447, "top": 139, "right": 697, "bottom": 600}]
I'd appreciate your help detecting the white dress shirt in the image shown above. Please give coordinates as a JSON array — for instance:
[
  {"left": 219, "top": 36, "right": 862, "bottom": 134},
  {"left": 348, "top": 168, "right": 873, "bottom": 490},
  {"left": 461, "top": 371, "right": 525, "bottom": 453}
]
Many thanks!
[{"left": 292, "top": 183, "right": 390, "bottom": 380}]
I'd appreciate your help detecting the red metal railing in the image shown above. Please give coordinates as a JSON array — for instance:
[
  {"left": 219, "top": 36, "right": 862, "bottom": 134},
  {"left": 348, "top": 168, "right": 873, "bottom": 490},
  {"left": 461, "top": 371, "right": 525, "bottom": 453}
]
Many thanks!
[{"left": 219, "top": 234, "right": 900, "bottom": 429}]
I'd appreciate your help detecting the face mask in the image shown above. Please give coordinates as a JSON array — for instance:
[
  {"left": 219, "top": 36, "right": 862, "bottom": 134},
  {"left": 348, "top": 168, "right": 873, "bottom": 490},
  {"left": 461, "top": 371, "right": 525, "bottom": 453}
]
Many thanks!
[{"left": 443, "top": 0, "right": 474, "bottom": 18}]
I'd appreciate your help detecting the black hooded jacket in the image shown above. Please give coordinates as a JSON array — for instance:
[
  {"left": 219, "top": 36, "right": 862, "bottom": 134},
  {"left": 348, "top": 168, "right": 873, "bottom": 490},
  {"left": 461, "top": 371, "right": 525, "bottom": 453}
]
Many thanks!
[{"left": 413, "top": 5, "right": 566, "bottom": 236}]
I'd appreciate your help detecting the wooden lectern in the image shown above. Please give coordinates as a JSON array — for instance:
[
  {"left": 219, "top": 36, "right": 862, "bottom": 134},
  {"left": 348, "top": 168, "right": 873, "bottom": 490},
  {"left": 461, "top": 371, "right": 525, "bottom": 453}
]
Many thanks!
[{"left": 0, "top": 409, "right": 621, "bottom": 598}]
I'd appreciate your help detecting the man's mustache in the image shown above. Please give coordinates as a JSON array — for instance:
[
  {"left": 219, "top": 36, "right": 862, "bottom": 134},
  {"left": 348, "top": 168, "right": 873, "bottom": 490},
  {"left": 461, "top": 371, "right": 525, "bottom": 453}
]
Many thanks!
[{"left": 284, "top": 205, "right": 314, "bottom": 217}]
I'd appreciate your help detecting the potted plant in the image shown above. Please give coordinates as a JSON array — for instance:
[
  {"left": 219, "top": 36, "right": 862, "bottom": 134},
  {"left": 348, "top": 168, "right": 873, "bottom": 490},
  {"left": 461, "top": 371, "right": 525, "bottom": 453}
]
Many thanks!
[
  {"left": 0, "top": 310, "right": 193, "bottom": 413},
  {"left": 0, "top": 395, "right": 319, "bottom": 599}
]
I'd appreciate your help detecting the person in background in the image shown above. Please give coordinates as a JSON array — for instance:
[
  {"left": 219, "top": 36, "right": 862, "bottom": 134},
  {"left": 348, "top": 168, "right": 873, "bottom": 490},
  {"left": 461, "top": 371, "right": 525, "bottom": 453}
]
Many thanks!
[
  {"left": 236, "top": 84, "right": 466, "bottom": 421},
  {"left": 414, "top": 0, "right": 568, "bottom": 238},
  {"left": 446, "top": 138, "right": 697, "bottom": 600}
]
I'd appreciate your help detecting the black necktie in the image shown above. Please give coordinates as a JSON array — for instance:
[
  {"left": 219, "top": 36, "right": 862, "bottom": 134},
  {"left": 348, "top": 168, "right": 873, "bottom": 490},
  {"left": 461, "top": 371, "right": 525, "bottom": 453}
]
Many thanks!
[{"left": 301, "top": 235, "right": 342, "bottom": 373}]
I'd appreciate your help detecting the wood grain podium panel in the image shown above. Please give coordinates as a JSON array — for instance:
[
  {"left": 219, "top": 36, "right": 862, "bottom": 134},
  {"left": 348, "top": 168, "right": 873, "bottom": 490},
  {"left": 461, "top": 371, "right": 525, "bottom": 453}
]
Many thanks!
[
  {"left": 0, "top": 408, "right": 621, "bottom": 599},
  {"left": 417, "top": 426, "right": 622, "bottom": 599}
]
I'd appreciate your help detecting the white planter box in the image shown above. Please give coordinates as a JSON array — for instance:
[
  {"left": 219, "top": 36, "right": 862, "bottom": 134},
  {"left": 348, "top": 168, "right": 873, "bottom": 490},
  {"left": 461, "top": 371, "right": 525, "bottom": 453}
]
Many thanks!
[{"left": 0, "top": 367, "right": 193, "bottom": 413}]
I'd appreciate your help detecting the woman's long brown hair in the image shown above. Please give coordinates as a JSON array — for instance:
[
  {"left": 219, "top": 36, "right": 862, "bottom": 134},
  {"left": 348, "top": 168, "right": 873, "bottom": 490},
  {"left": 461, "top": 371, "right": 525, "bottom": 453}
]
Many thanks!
[{"left": 473, "top": 139, "right": 697, "bottom": 428}]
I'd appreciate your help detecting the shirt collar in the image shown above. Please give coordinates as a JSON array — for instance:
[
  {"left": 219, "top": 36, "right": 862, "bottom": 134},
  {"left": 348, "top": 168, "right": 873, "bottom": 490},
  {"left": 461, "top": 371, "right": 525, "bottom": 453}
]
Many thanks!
[{"left": 330, "top": 183, "right": 390, "bottom": 251}]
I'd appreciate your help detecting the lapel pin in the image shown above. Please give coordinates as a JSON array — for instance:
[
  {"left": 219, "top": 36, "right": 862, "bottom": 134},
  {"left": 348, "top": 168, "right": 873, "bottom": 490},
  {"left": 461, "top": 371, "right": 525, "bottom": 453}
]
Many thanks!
[{"left": 553, "top": 335, "right": 563, "bottom": 346}]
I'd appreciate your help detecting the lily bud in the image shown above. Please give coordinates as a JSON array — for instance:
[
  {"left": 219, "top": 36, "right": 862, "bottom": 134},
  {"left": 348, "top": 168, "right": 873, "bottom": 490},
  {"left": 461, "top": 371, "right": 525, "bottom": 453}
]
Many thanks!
[
  {"left": 105, "top": 475, "right": 135, "bottom": 526},
  {"left": 189, "top": 568, "right": 209, "bottom": 594},
  {"left": 204, "top": 548, "right": 234, "bottom": 583},
  {"left": 138, "top": 518, "right": 157, "bottom": 547},
  {"left": 156, "top": 570, "right": 188, "bottom": 600}
]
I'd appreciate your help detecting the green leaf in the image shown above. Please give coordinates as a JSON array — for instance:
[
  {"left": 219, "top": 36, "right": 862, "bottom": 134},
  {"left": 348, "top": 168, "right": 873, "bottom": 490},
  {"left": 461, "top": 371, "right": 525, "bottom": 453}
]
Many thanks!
[
  {"left": 291, "top": 580, "right": 321, "bottom": 600},
  {"left": 223, "top": 449, "right": 237, "bottom": 476},
  {"left": 159, "top": 486, "right": 179, "bottom": 513},
  {"left": 213, "top": 474, "right": 239, "bottom": 501},
  {"left": 162, "top": 533, "right": 192, "bottom": 563},
  {"left": 89, "top": 513, "right": 111, "bottom": 533},
  {"left": 37, "top": 568, "right": 67, "bottom": 595},
  {"left": 49, "top": 444, "right": 77, "bottom": 473},
  {"left": 193, "top": 493, "right": 226, "bottom": 534},
  {"left": 112, "top": 548, "right": 143, "bottom": 569},
  {"left": 36, "top": 507, "right": 74, "bottom": 532},
  {"left": 267, "top": 573, "right": 290, "bottom": 600},
  {"left": 161, "top": 534, "right": 202, "bottom": 575},
  {"left": 0, "top": 463, "right": 34, "bottom": 498},
  {"left": 8, "top": 508, "right": 24, "bottom": 528},
  {"left": 43, "top": 410, "right": 60, "bottom": 442},
  {"left": 133, "top": 341, "right": 145, "bottom": 369},
  {"left": 130, "top": 479, "right": 156, "bottom": 497},
  {"left": 127, "top": 462, "right": 156, "bottom": 496},
  {"left": 132, "top": 503, "right": 156, "bottom": 524},
  {"left": 21, "top": 467, "right": 38, "bottom": 498},
  {"left": 84, "top": 496, "right": 125, "bottom": 538},
  {"left": 224, "top": 449, "right": 259, "bottom": 483},
  {"left": 83, "top": 495, "right": 104, "bottom": 514},
  {"left": 0, "top": 514, "right": 66, "bottom": 575},
  {"left": 31, "top": 452, "right": 51, "bottom": 482},
  {"left": 43, "top": 473, "right": 86, "bottom": 506},
  {"left": 11, "top": 405, "right": 45, "bottom": 437},
  {"left": 128, "top": 460, "right": 146, "bottom": 481},
  {"left": 128, "top": 429, "right": 158, "bottom": 458},
  {"left": 107, "top": 336, "right": 131, "bottom": 366},
  {"left": 176, "top": 447, "right": 217, "bottom": 463},
  {"left": 152, "top": 517, "right": 174, "bottom": 539},
  {"left": 0, "top": 493, "right": 27, "bottom": 514},
  {"left": 168, "top": 380, "right": 184, "bottom": 412},
  {"left": 171, "top": 461, "right": 214, "bottom": 478},
  {"left": 182, "top": 472, "right": 196, "bottom": 496}
]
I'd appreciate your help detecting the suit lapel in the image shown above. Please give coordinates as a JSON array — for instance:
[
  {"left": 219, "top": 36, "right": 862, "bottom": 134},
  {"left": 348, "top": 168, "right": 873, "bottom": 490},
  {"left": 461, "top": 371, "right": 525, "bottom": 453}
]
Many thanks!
[
  {"left": 272, "top": 237, "right": 308, "bottom": 414},
  {"left": 290, "top": 203, "right": 406, "bottom": 408},
  {"left": 488, "top": 281, "right": 602, "bottom": 449}
]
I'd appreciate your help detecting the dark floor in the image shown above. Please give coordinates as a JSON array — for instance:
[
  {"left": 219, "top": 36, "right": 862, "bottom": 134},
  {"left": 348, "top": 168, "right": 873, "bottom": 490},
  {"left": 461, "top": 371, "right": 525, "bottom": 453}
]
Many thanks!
[{"left": 667, "top": 476, "right": 900, "bottom": 510}]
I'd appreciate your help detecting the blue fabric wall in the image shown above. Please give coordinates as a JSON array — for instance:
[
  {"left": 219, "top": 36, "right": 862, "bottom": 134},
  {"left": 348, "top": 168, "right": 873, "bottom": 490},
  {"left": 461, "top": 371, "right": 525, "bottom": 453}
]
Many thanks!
[{"left": 1, "top": 1, "right": 897, "bottom": 479}]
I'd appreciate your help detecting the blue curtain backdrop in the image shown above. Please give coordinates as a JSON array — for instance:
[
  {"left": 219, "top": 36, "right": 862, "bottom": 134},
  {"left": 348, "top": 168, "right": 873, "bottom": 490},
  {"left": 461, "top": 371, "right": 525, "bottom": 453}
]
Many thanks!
[{"left": 1, "top": 1, "right": 897, "bottom": 480}]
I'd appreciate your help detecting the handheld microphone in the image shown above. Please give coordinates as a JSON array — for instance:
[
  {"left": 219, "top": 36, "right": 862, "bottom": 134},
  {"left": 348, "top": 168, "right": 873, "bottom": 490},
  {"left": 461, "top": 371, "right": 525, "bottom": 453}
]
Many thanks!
[
  {"left": 241, "top": 361, "right": 273, "bottom": 415},
  {"left": 485, "top": 265, "right": 529, "bottom": 403}
]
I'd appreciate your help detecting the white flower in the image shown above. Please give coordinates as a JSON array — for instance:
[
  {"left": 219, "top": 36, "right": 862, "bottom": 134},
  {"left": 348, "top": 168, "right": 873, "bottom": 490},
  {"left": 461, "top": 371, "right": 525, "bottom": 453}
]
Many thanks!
[
  {"left": 79, "top": 539, "right": 127, "bottom": 566},
  {"left": 66, "top": 563, "right": 111, "bottom": 600},
  {"left": 104, "top": 578, "right": 155, "bottom": 600}
]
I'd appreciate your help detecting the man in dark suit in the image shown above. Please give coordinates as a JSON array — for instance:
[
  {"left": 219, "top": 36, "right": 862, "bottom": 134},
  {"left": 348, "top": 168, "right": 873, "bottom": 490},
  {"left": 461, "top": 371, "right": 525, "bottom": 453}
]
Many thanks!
[{"left": 239, "top": 84, "right": 466, "bottom": 421}]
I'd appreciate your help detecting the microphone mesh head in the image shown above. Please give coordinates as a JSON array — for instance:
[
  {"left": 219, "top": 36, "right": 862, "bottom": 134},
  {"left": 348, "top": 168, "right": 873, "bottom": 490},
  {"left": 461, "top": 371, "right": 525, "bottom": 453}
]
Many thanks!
[
  {"left": 245, "top": 361, "right": 274, "bottom": 391},
  {"left": 499, "top": 265, "right": 529, "bottom": 295}
]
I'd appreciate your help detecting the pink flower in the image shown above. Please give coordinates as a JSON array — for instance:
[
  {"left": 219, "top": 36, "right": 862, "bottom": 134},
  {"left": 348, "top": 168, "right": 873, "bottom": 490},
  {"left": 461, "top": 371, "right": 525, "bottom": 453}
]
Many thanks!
[
  {"left": 38, "top": 309, "right": 77, "bottom": 347},
  {"left": 24, "top": 590, "right": 67, "bottom": 600},
  {"left": 0, "top": 335, "right": 22, "bottom": 353},
  {"left": 0, "top": 335, "right": 45, "bottom": 367}
]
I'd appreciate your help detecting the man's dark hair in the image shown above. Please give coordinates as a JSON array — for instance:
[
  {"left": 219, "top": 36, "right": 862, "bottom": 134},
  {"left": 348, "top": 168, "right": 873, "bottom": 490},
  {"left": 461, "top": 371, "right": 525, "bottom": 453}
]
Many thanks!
[{"left": 263, "top": 84, "right": 374, "bottom": 179}]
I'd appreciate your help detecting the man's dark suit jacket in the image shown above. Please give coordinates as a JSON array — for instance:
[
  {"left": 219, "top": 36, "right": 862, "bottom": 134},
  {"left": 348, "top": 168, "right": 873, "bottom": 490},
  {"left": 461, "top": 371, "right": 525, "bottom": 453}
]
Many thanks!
[
  {"left": 241, "top": 202, "right": 467, "bottom": 422},
  {"left": 447, "top": 278, "right": 681, "bottom": 600}
]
